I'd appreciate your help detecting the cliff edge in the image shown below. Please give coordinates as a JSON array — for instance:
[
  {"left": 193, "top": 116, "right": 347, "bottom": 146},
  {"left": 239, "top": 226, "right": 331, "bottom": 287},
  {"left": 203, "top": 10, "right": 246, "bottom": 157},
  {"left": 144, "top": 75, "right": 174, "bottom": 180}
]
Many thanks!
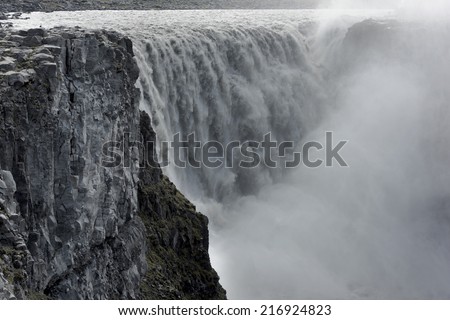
[{"left": 0, "top": 26, "right": 225, "bottom": 299}]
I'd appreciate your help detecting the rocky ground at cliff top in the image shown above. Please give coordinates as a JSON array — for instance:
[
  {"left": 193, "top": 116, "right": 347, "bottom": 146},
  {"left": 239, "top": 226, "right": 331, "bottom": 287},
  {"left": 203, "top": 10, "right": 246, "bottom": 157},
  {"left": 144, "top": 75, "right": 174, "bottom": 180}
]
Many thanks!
[{"left": 2, "top": 0, "right": 317, "bottom": 13}]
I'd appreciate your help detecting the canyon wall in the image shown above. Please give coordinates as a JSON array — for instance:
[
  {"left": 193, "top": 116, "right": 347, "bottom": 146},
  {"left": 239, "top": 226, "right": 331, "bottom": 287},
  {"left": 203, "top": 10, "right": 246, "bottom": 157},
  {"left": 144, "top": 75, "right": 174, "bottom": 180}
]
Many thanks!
[{"left": 0, "top": 27, "right": 225, "bottom": 299}]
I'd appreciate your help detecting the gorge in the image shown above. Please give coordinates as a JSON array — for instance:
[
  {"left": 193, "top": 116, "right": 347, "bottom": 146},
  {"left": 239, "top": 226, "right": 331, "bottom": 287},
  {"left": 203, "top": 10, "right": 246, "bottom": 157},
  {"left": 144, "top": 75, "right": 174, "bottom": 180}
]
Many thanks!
[{"left": 1, "top": 6, "right": 450, "bottom": 299}]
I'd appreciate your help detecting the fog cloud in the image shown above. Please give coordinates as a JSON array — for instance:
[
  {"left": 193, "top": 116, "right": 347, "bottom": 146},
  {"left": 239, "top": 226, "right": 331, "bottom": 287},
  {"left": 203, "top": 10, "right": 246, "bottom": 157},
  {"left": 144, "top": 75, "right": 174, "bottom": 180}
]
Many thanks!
[{"left": 208, "top": 7, "right": 450, "bottom": 299}]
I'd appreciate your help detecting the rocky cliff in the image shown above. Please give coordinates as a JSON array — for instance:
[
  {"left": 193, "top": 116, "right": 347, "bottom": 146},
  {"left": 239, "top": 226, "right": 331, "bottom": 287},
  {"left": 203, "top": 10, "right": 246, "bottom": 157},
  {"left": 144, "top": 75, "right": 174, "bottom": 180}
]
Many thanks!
[
  {"left": 0, "top": 27, "right": 225, "bottom": 299},
  {"left": 138, "top": 112, "right": 226, "bottom": 299}
]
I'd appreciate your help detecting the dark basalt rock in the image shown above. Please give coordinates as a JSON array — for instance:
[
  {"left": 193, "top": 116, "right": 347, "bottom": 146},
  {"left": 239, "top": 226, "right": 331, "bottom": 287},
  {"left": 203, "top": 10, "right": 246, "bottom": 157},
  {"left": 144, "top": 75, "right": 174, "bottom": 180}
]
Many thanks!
[
  {"left": 138, "top": 112, "right": 226, "bottom": 300},
  {"left": 0, "top": 27, "right": 225, "bottom": 300},
  {"left": 0, "top": 28, "right": 144, "bottom": 300}
]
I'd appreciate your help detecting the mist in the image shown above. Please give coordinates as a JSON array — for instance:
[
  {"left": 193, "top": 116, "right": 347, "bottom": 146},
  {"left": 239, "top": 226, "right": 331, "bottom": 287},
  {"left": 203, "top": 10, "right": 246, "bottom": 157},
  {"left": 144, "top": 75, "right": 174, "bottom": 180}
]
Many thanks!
[
  {"left": 320, "top": 0, "right": 450, "bottom": 19},
  {"left": 205, "top": 6, "right": 450, "bottom": 298}
]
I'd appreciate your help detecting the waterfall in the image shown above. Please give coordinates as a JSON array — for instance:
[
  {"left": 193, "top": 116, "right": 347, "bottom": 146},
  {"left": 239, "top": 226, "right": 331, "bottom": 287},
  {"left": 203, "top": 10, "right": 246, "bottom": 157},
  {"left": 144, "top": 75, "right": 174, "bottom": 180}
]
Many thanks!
[
  {"left": 133, "top": 14, "right": 450, "bottom": 299},
  {"left": 12, "top": 9, "right": 450, "bottom": 299},
  {"left": 134, "top": 22, "right": 330, "bottom": 202}
]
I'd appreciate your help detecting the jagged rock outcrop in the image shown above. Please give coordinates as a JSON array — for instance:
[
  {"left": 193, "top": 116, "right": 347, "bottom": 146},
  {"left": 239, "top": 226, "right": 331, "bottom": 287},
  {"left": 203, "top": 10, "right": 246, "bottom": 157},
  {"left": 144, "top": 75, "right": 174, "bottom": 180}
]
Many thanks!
[
  {"left": 0, "top": 169, "right": 30, "bottom": 299},
  {"left": 0, "top": 27, "right": 225, "bottom": 299}
]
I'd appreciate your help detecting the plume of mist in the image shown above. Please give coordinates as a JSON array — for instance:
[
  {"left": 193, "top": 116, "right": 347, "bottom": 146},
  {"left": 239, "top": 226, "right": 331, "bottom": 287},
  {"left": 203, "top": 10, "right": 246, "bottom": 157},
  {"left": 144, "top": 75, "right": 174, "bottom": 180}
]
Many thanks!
[
  {"left": 209, "top": 6, "right": 450, "bottom": 299},
  {"left": 319, "top": 0, "right": 450, "bottom": 20},
  {"left": 318, "top": 0, "right": 399, "bottom": 9}
]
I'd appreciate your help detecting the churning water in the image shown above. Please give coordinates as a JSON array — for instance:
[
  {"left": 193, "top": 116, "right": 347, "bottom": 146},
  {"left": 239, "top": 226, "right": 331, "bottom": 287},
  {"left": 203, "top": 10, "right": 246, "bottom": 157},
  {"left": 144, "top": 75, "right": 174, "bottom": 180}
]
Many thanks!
[{"left": 13, "top": 8, "right": 450, "bottom": 299}]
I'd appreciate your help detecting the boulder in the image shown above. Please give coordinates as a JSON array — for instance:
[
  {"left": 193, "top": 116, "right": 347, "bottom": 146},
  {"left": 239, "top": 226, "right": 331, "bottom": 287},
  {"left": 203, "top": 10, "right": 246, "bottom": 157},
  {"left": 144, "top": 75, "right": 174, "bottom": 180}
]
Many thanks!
[
  {"left": 21, "top": 35, "right": 42, "bottom": 47},
  {"left": 4, "top": 70, "right": 34, "bottom": 87},
  {"left": 27, "top": 28, "right": 47, "bottom": 37},
  {"left": 0, "top": 57, "right": 16, "bottom": 72}
]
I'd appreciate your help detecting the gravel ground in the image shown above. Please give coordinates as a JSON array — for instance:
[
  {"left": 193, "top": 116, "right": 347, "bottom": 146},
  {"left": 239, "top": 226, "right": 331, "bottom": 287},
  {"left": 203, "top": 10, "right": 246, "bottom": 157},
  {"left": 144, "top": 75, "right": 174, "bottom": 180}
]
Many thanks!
[{"left": 1, "top": 0, "right": 319, "bottom": 13}]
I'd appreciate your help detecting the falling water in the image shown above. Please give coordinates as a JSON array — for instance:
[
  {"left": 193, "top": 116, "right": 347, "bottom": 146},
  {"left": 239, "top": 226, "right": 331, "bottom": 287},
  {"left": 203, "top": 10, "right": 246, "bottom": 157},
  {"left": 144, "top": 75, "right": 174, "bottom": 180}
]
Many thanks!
[{"left": 13, "top": 7, "right": 450, "bottom": 298}]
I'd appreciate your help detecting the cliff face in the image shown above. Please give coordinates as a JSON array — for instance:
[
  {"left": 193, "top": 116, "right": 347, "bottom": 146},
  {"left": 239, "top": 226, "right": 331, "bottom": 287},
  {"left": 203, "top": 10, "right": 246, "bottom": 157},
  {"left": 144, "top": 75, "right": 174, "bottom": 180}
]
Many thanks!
[
  {"left": 138, "top": 112, "right": 226, "bottom": 300},
  {"left": 0, "top": 27, "right": 225, "bottom": 299},
  {"left": 0, "top": 27, "right": 146, "bottom": 299}
]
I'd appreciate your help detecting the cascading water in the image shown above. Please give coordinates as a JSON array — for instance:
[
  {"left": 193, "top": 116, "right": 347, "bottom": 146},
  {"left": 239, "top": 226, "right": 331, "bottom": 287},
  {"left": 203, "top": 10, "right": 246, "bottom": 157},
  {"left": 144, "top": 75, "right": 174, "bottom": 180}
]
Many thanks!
[
  {"left": 134, "top": 20, "right": 330, "bottom": 203},
  {"left": 13, "top": 8, "right": 450, "bottom": 299}
]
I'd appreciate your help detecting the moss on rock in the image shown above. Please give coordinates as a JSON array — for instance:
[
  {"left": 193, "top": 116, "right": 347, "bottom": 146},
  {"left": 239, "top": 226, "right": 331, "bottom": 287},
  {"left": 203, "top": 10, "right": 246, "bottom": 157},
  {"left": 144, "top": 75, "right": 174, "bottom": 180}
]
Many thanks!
[{"left": 138, "top": 112, "right": 226, "bottom": 300}]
